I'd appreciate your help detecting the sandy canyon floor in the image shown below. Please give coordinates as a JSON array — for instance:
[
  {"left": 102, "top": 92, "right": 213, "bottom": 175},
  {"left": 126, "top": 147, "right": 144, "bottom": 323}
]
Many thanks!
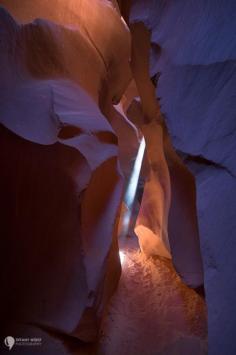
[
  {"left": 99, "top": 236, "right": 207, "bottom": 355},
  {"left": 16, "top": 236, "right": 207, "bottom": 355}
]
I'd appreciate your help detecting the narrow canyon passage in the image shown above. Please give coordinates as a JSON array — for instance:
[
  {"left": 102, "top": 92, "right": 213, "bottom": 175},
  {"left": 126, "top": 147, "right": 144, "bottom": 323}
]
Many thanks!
[
  {"left": 99, "top": 236, "right": 207, "bottom": 355},
  {"left": 1, "top": 1, "right": 235, "bottom": 354}
]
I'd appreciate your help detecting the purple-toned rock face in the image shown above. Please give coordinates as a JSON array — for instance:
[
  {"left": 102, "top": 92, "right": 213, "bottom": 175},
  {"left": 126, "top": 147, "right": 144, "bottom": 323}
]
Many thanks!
[
  {"left": 1, "top": 0, "right": 235, "bottom": 353},
  {"left": 130, "top": 0, "right": 236, "bottom": 353},
  {"left": 0, "top": 4, "right": 130, "bottom": 345}
]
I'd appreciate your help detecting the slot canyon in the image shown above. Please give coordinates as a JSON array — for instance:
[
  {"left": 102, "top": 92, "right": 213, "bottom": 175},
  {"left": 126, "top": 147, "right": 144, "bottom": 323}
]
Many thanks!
[{"left": 0, "top": 1, "right": 235, "bottom": 354}]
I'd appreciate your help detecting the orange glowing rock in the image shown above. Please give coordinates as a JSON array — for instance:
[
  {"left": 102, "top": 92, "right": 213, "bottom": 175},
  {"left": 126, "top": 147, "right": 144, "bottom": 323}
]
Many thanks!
[
  {"left": 1, "top": 0, "right": 131, "bottom": 104},
  {"left": 0, "top": 3, "right": 132, "bottom": 344}
]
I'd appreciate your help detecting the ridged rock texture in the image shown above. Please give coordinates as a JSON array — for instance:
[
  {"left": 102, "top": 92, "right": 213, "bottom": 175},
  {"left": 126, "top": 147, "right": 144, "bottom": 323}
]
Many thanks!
[
  {"left": 1, "top": 0, "right": 236, "bottom": 354},
  {"left": 0, "top": 2, "right": 134, "bottom": 349},
  {"left": 130, "top": 1, "right": 236, "bottom": 354}
]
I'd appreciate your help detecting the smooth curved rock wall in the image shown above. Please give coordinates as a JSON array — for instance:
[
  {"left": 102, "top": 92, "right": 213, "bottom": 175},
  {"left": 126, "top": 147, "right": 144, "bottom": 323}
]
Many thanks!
[
  {"left": 130, "top": 1, "right": 236, "bottom": 353},
  {"left": 0, "top": 5, "right": 129, "bottom": 346}
]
